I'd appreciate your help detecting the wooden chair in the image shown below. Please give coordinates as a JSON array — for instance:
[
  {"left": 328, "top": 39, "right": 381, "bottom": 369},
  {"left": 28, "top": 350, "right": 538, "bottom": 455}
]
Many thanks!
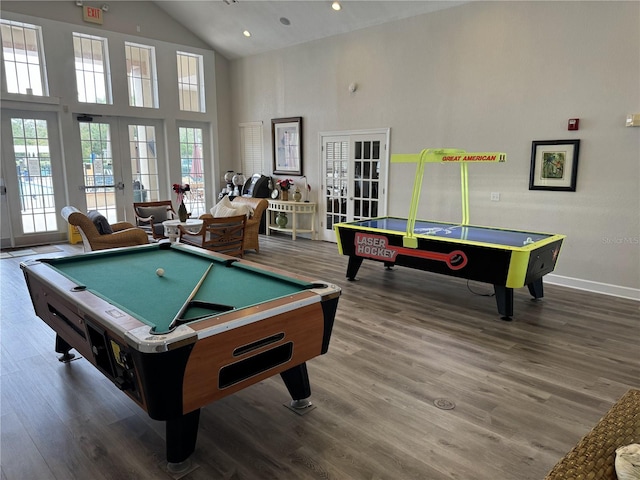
[
  {"left": 133, "top": 201, "right": 177, "bottom": 240},
  {"left": 229, "top": 197, "right": 269, "bottom": 253},
  {"left": 179, "top": 214, "right": 247, "bottom": 258},
  {"left": 61, "top": 206, "right": 149, "bottom": 252}
]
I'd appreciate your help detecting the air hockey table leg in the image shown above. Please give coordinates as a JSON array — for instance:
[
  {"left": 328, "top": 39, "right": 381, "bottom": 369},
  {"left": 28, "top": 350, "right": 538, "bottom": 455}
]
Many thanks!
[
  {"left": 527, "top": 278, "right": 544, "bottom": 299},
  {"left": 493, "top": 285, "right": 514, "bottom": 321},
  {"left": 346, "top": 255, "right": 364, "bottom": 280}
]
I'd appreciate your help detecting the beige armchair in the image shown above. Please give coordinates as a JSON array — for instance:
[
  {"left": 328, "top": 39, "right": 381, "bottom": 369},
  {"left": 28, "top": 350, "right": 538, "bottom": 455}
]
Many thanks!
[
  {"left": 229, "top": 197, "right": 268, "bottom": 253},
  {"left": 61, "top": 206, "right": 149, "bottom": 252}
]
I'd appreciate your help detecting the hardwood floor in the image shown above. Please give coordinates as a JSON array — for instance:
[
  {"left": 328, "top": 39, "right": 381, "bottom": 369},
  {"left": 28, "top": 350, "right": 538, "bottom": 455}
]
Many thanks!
[{"left": 1, "top": 236, "right": 638, "bottom": 479}]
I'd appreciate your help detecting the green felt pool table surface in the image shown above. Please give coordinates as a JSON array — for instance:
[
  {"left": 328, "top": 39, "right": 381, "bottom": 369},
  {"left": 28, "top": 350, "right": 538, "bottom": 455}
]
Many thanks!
[{"left": 43, "top": 244, "right": 314, "bottom": 334}]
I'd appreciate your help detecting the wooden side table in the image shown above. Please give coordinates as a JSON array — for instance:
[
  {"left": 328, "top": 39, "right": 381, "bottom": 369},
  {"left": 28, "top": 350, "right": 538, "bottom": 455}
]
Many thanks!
[{"left": 267, "top": 200, "right": 316, "bottom": 240}]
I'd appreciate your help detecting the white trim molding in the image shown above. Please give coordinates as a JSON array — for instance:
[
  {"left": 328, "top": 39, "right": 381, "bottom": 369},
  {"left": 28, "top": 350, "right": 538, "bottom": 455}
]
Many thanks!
[{"left": 546, "top": 274, "right": 640, "bottom": 301}]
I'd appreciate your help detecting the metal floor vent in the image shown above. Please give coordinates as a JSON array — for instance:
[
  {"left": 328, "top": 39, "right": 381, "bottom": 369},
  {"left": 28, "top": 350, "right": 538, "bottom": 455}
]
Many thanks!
[{"left": 434, "top": 398, "right": 456, "bottom": 410}]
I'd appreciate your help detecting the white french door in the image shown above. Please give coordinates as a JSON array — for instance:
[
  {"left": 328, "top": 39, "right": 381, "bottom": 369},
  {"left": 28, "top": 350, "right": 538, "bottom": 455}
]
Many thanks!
[
  {"left": 76, "top": 116, "right": 165, "bottom": 223},
  {"left": 319, "top": 130, "right": 389, "bottom": 242},
  {"left": 0, "top": 110, "right": 67, "bottom": 247}
]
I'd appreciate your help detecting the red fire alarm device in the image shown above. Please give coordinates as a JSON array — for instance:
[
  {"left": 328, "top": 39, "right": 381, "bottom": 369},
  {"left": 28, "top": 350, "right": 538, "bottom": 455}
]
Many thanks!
[{"left": 568, "top": 118, "right": 579, "bottom": 131}]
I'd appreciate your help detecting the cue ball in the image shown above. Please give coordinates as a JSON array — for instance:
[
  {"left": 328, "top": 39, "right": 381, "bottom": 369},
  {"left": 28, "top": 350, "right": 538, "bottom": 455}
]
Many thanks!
[{"left": 156, "top": 268, "right": 165, "bottom": 277}]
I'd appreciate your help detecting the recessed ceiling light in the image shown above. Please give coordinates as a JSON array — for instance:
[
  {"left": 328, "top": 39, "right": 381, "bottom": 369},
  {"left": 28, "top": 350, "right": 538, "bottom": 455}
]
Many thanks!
[
  {"left": 280, "top": 17, "right": 291, "bottom": 26},
  {"left": 332, "top": 1, "right": 341, "bottom": 11},
  {"left": 243, "top": 30, "right": 251, "bottom": 37}
]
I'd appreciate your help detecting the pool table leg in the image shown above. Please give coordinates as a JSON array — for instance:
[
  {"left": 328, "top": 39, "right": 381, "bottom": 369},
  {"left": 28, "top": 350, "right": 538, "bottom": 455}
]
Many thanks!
[
  {"left": 166, "top": 409, "right": 200, "bottom": 467},
  {"left": 493, "top": 285, "right": 514, "bottom": 321},
  {"left": 55, "top": 334, "right": 75, "bottom": 362},
  {"left": 280, "top": 363, "right": 312, "bottom": 409},
  {"left": 346, "top": 255, "right": 364, "bottom": 280}
]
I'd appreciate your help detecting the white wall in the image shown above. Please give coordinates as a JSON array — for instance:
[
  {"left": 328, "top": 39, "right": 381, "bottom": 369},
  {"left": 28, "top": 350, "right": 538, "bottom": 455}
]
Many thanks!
[{"left": 229, "top": 1, "right": 640, "bottom": 296}]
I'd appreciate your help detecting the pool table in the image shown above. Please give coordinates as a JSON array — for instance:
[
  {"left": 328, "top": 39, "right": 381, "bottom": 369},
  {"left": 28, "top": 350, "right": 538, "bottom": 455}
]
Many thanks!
[
  {"left": 335, "top": 217, "right": 564, "bottom": 320},
  {"left": 21, "top": 243, "right": 341, "bottom": 469}
]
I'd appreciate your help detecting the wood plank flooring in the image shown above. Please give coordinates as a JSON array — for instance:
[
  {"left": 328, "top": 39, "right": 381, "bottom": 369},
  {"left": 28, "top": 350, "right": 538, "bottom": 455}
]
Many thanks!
[{"left": 1, "top": 236, "right": 638, "bottom": 479}]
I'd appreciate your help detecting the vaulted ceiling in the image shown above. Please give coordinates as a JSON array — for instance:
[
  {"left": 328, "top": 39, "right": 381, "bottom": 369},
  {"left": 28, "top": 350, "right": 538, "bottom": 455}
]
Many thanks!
[{"left": 153, "top": 1, "right": 465, "bottom": 59}]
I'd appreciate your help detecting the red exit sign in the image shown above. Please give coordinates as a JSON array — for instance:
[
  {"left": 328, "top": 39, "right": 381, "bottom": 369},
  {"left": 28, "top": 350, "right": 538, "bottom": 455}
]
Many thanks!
[{"left": 83, "top": 6, "right": 103, "bottom": 25}]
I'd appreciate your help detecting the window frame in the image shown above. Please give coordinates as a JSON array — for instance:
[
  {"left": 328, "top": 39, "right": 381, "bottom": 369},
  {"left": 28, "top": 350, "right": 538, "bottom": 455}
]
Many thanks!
[
  {"left": 0, "top": 19, "right": 49, "bottom": 96},
  {"left": 124, "top": 41, "right": 159, "bottom": 109},
  {"left": 176, "top": 51, "right": 205, "bottom": 113},
  {"left": 72, "top": 31, "right": 113, "bottom": 105}
]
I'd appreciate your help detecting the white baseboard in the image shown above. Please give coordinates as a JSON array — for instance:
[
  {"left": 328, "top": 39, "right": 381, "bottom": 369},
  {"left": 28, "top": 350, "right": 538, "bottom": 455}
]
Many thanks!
[{"left": 546, "top": 274, "right": 640, "bottom": 301}]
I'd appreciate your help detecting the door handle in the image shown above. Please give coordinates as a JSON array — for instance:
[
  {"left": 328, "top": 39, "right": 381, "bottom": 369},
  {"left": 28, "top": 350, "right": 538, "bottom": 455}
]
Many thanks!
[{"left": 79, "top": 184, "right": 122, "bottom": 190}]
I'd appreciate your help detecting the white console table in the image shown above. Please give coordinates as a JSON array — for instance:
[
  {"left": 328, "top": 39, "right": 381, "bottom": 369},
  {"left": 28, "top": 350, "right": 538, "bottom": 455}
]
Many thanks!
[{"left": 267, "top": 200, "right": 316, "bottom": 240}]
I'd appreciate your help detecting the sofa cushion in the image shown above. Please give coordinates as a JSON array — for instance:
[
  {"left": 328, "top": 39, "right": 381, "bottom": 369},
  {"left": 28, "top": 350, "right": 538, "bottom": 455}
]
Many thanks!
[
  {"left": 87, "top": 210, "right": 113, "bottom": 235},
  {"left": 231, "top": 197, "right": 265, "bottom": 221},
  {"left": 615, "top": 444, "right": 640, "bottom": 480},
  {"left": 136, "top": 206, "right": 169, "bottom": 224},
  {"left": 211, "top": 196, "right": 253, "bottom": 218}
]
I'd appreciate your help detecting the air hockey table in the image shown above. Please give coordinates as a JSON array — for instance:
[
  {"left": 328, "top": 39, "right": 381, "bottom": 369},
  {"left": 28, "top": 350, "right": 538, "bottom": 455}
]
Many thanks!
[{"left": 335, "top": 217, "right": 564, "bottom": 320}]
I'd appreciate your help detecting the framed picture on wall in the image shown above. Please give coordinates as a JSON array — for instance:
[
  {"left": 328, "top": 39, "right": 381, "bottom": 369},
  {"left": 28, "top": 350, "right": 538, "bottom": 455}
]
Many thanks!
[
  {"left": 529, "top": 139, "right": 580, "bottom": 191},
  {"left": 272, "top": 117, "right": 303, "bottom": 175}
]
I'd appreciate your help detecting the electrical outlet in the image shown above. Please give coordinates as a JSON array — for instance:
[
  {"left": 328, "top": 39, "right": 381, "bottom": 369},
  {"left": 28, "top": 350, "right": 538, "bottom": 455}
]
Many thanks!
[{"left": 490, "top": 192, "right": 500, "bottom": 202}]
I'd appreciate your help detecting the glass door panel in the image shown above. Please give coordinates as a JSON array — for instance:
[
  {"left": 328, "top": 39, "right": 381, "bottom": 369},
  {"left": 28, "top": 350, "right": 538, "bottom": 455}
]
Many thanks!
[
  {"left": 129, "top": 124, "right": 159, "bottom": 203},
  {"left": 323, "top": 137, "right": 349, "bottom": 235},
  {"left": 353, "top": 139, "right": 380, "bottom": 220},
  {"left": 1, "top": 110, "right": 66, "bottom": 247},
  {"left": 178, "top": 126, "right": 206, "bottom": 218},
  {"left": 12, "top": 117, "right": 58, "bottom": 233},
  {"left": 79, "top": 120, "right": 120, "bottom": 223}
]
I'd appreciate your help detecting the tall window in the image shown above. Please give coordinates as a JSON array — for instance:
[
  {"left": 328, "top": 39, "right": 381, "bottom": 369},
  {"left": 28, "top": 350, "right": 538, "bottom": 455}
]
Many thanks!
[
  {"left": 125, "top": 42, "right": 158, "bottom": 108},
  {"left": 176, "top": 51, "right": 204, "bottom": 112},
  {"left": 240, "top": 122, "right": 264, "bottom": 176},
  {"left": 73, "top": 32, "right": 111, "bottom": 104},
  {"left": 179, "top": 127, "right": 205, "bottom": 217},
  {"left": 1, "top": 20, "right": 48, "bottom": 96},
  {"left": 11, "top": 118, "right": 57, "bottom": 233}
]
